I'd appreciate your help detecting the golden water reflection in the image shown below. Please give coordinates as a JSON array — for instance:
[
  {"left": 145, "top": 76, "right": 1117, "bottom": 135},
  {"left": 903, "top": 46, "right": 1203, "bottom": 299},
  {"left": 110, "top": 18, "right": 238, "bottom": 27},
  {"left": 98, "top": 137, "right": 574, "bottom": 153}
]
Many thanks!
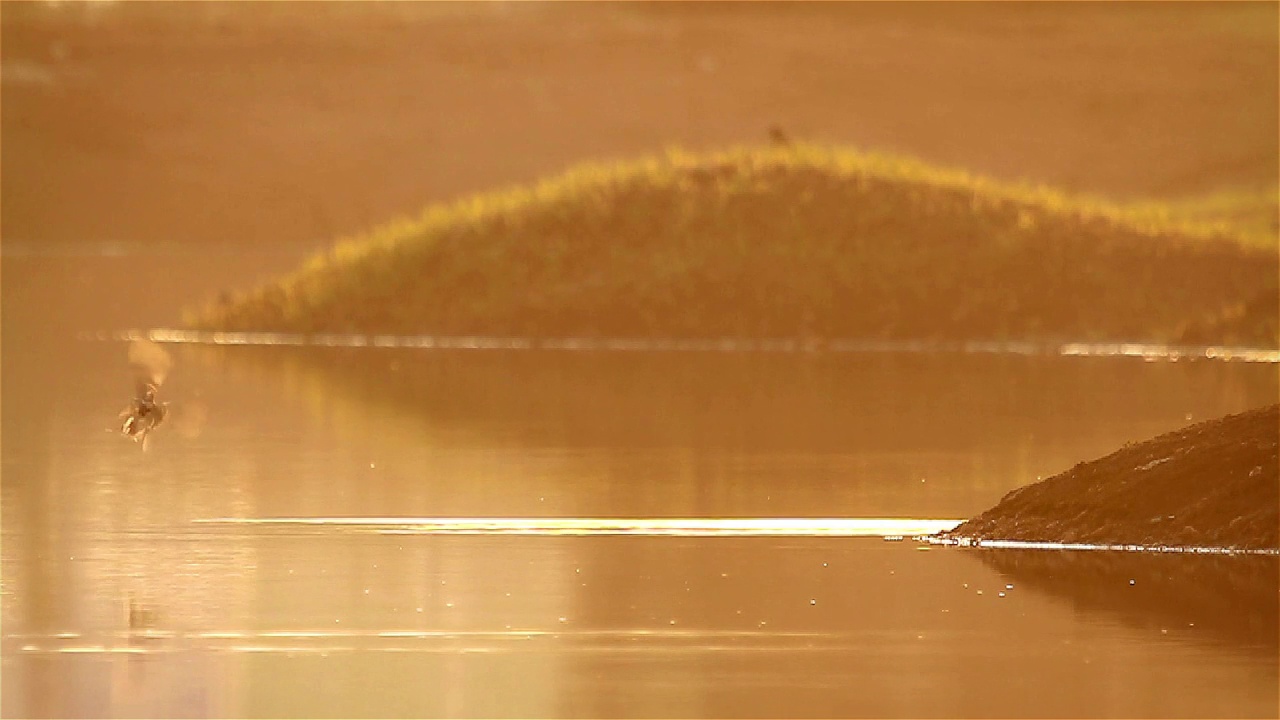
[
  {"left": 4, "top": 261, "right": 1279, "bottom": 716},
  {"left": 7, "top": 527, "right": 1278, "bottom": 717}
]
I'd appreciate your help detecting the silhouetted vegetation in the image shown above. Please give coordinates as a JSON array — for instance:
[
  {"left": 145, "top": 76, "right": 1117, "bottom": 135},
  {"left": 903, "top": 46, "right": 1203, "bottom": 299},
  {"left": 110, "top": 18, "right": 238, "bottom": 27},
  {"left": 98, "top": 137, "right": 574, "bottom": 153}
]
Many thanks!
[{"left": 187, "top": 145, "right": 1278, "bottom": 346}]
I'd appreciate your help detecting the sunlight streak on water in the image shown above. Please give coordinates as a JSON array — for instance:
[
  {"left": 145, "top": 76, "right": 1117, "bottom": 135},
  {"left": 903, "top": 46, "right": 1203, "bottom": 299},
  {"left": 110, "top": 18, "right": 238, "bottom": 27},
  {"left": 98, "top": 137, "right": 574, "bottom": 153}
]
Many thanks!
[
  {"left": 91, "top": 328, "right": 1280, "bottom": 362},
  {"left": 16, "top": 628, "right": 845, "bottom": 657},
  {"left": 16, "top": 629, "right": 828, "bottom": 643},
  {"left": 191, "top": 516, "right": 964, "bottom": 537}
]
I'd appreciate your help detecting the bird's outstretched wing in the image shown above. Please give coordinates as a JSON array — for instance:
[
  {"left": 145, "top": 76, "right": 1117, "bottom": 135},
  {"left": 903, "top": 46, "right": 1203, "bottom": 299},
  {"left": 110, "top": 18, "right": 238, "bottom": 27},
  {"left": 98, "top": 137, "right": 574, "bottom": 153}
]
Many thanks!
[{"left": 127, "top": 339, "right": 172, "bottom": 389}]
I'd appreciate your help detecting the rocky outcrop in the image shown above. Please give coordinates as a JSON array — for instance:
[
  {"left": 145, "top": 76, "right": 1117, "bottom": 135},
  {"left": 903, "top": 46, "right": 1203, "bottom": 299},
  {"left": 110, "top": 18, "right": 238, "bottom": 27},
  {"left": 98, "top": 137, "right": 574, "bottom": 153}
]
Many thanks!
[{"left": 940, "top": 404, "right": 1279, "bottom": 550}]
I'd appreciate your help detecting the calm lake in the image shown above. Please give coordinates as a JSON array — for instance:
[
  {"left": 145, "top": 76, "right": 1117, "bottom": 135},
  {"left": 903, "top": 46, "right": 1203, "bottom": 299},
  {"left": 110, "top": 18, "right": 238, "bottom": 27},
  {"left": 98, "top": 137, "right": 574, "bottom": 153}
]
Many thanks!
[{"left": 2, "top": 251, "right": 1277, "bottom": 718}]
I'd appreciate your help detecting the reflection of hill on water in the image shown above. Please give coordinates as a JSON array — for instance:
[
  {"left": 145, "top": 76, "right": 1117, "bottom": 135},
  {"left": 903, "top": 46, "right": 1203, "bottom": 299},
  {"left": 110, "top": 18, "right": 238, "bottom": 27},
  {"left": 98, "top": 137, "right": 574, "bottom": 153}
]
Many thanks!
[
  {"left": 177, "top": 343, "right": 1279, "bottom": 520},
  {"left": 183, "top": 343, "right": 1272, "bottom": 457},
  {"left": 977, "top": 549, "right": 1279, "bottom": 653}
]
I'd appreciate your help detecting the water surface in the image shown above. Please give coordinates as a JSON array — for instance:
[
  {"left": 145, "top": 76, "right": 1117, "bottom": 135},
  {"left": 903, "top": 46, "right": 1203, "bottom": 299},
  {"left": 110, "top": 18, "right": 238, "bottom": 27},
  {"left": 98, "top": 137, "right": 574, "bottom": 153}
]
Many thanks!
[{"left": 2, "top": 251, "right": 1277, "bottom": 717}]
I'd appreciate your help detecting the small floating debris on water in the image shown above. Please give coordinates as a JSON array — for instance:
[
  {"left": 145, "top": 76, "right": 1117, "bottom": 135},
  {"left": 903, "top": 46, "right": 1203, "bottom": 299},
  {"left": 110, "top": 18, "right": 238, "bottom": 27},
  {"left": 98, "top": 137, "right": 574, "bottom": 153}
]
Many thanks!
[
  {"left": 1005, "top": 584, "right": 1014, "bottom": 590},
  {"left": 976, "top": 590, "right": 984, "bottom": 595},
  {"left": 998, "top": 592, "right": 1006, "bottom": 598},
  {"left": 809, "top": 599, "right": 817, "bottom": 606},
  {"left": 884, "top": 535, "right": 905, "bottom": 542},
  {"left": 1129, "top": 579, "right": 1136, "bottom": 586}
]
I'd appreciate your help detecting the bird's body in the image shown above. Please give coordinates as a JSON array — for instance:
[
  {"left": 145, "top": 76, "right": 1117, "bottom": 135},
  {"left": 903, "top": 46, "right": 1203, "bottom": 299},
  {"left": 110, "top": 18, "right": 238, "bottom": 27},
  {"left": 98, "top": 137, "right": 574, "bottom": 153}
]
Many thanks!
[{"left": 120, "top": 381, "right": 169, "bottom": 450}]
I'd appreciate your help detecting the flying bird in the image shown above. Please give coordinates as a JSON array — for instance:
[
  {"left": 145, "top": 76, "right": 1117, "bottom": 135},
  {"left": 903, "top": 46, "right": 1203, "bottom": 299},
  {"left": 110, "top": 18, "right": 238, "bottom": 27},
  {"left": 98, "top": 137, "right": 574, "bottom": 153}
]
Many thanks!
[{"left": 118, "top": 339, "right": 173, "bottom": 451}]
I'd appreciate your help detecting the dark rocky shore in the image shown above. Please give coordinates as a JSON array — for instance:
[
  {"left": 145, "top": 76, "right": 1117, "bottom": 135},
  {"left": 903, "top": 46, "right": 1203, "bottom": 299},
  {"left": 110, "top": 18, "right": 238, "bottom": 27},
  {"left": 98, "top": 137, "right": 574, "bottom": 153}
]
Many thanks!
[{"left": 939, "top": 404, "right": 1279, "bottom": 551}]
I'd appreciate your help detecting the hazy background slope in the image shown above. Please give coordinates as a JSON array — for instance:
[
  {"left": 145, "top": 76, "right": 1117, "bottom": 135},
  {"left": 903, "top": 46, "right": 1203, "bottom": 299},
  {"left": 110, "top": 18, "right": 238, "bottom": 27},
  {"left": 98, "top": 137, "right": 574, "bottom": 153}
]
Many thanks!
[{"left": 3, "top": 1, "right": 1276, "bottom": 251}]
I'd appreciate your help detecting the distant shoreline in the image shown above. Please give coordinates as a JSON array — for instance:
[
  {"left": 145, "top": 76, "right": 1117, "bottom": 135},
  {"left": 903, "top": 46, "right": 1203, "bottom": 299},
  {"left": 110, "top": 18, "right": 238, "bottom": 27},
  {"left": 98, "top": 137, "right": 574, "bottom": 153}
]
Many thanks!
[{"left": 94, "top": 328, "right": 1280, "bottom": 364}]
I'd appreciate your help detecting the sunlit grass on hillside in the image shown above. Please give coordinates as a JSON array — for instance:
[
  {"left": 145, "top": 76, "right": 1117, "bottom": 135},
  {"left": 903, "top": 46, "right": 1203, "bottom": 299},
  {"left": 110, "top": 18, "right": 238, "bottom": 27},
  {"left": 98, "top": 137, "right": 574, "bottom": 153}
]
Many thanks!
[
  {"left": 187, "top": 144, "right": 1279, "bottom": 347},
  {"left": 1153, "top": 186, "right": 1279, "bottom": 252}
]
